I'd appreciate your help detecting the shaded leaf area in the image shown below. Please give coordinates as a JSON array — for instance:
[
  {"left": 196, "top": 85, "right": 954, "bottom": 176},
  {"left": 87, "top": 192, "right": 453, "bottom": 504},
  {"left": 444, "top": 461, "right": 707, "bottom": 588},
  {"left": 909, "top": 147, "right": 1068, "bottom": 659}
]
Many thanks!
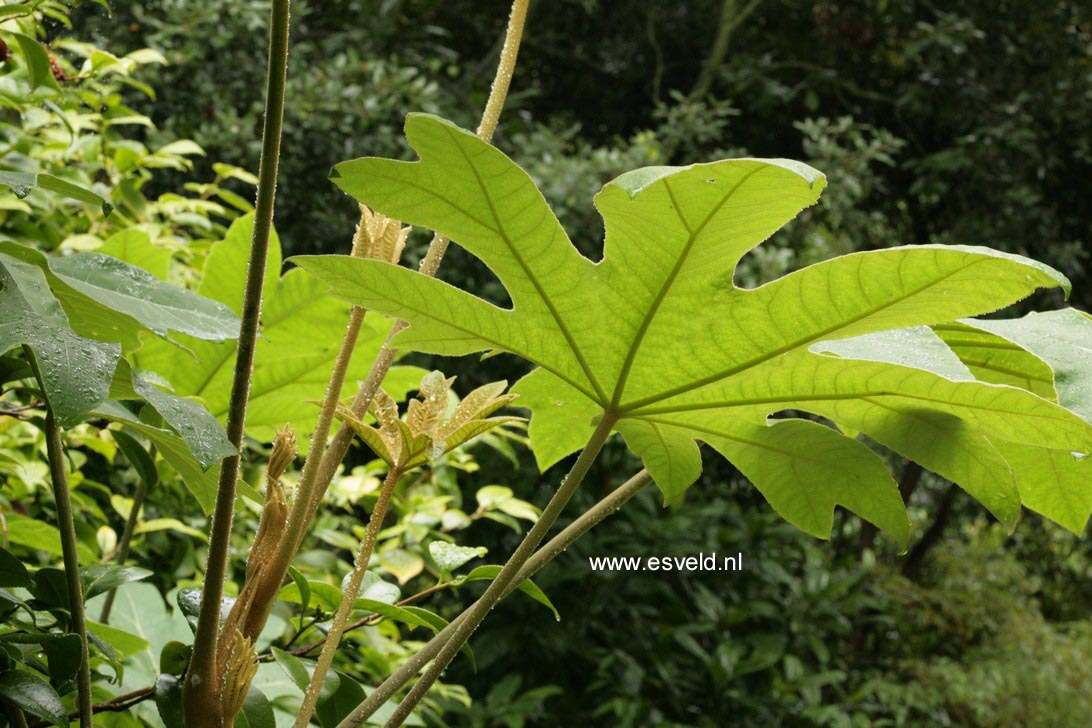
[
  {"left": 135, "top": 213, "right": 426, "bottom": 452},
  {"left": 298, "top": 114, "right": 1092, "bottom": 544},
  {"left": 0, "top": 235, "right": 238, "bottom": 505},
  {"left": 0, "top": 240, "right": 239, "bottom": 350}
]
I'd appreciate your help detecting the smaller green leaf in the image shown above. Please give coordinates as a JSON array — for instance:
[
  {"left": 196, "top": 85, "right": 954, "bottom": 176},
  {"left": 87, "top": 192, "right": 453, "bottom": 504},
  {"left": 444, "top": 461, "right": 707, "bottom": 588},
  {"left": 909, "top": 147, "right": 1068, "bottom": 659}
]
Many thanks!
[
  {"left": 463, "top": 566, "right": 559, "bottom": 620},
  {"left": 3, "top": 513, "right": 96, "bottom": 563},
  {"left": 154, "top": 673, "right": 184, "bottom": 728},
  {"left": 110, "top": 360, "right": 235, "bottom": 470},
  {"left": 112, "top": 429, "right": 159, "bottom": 491},
  {"left": 4, "top": 33, "right": 60, "bottom": 92},
  {"left": 0, "top": 669, "right": 67, "bottom": 726},
  {"left": 357, "top": 571, "right": 400, "bottom": 605},
  {"left": 0, "top": 170, "right": 106, "bottom": 212},
  {"left": 94, "top": 401, "right": 220, "bottom": 512},
  {"left": 0, "top": 546, "right": 31, "bottom": 588},
  {"left": 234, "top": 687, "right": 276, "bottom": 728},
  {"left": 159, "top": 641, "right": 192, "bottom": 677},
  {"left": 352, "top": 598, "right": 438, "bottom": 632},
  {"left": 314, "top": 670, "right": 366, "bottom": 728},
  {"left": 176, "top": 586, "right": 234, "bottom": 633},
  {"left": 277, "top": 581, "right": 342, "bottom": 613},
  {"left": 41, "top": 633, "right": 81, "bottom": 684},
  {"left": 428, "top": 542, "right": 486, "bottom": 573},
  {"left": 50, "top": 252, "right": 239, "bottom": 342},
  {"left": 86, "top": 619, "right": 149, "bottom": 659},
  {"left": 132, "top": 518, "right": 208, "bottom": 541},
  {"left": 376, "top": 550, "right": 424, "bottom": 585},
  {"left": 31, "top": 568, "right": 68, "bottom": 611},
  {"left": 272, "top": 648, "right": 342, "bottom": 702},
  {"left": 81, "top": 564, "right": 153, "bottom": 601},
  {"left": 475, "top": 486, "right": 513, "bottom": 509}
]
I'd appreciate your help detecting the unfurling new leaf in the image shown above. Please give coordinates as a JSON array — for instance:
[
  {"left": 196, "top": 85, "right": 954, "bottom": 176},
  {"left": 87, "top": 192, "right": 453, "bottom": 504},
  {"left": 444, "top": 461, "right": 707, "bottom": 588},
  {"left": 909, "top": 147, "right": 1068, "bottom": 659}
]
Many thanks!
[{"left": 336, "top": 371, "right": 521, "bottom": 470}]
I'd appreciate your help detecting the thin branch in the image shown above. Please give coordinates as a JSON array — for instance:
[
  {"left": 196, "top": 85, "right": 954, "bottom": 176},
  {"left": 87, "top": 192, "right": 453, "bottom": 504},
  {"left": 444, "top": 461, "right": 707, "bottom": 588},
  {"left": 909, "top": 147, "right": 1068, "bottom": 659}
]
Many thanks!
[
  {"left": 183, "top": 1, "right": 292, "bottom": 725},
  {"left": 24, "top": 343, "right": 93, "bottom": 728},
  {"left": 337, "top": 465, "right": 650, "bottom": 728},
  {"left": 43, "top": 412, "right": 93, "bottom": 728},
  {"left": 690, "top": 0, "right": 763, "bottom": 99},
  {"left": 99, "top": 445, "right": 155, "bottom": 623},
  {"left": 295, "top": 466, "right": 403, "bottom": 728},
  {"left": 379, "top": 414, "right": 618, "bottom": 727}
]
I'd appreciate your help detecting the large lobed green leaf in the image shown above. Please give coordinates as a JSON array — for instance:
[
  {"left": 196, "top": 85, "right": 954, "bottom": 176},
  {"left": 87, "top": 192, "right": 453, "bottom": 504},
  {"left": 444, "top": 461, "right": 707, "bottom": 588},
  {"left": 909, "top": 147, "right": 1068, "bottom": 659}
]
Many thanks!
[{"left": 296, "top": 114, "right": 1092, "bottom": 543}]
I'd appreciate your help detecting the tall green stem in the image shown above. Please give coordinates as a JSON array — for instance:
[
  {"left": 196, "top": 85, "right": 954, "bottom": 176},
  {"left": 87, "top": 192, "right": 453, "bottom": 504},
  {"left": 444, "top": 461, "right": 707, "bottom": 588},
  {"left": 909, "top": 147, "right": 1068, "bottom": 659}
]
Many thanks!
[
  {"left": 382, "top": 414, "right": 617, "bottom": 727},
  {"left": 294, "top": 466, "right": 403, "bottom": 727},
  {"left": 24, "top": 343, "right": 94, "bottom": 728},
  {"left": 43, "top": 411, "right": 93, "bottom": 728},
  {"left": 184, "top": 1, "right": 291, "bottom": 725},
  {"left": 336, "top": 467, "right": 651, "bottom": 727}
]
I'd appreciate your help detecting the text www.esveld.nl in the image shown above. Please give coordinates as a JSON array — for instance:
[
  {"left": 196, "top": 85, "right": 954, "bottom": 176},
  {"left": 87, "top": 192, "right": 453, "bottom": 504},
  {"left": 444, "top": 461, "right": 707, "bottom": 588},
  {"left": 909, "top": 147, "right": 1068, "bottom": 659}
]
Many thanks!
[{"left": 587, "top": 552, "right": 743, "bottom": 573}]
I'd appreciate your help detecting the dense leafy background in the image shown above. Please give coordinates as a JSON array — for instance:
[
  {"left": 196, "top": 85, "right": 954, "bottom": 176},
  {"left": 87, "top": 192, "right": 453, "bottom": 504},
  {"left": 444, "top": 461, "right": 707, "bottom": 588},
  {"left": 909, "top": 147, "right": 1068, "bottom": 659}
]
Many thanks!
[{"left": 1, "top": 1, "right": 1089, "bottom": 726}]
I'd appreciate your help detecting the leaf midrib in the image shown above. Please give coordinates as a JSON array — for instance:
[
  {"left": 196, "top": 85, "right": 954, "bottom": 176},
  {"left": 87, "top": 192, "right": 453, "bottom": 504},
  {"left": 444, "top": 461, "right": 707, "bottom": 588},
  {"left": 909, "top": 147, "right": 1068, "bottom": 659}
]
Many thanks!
[
  {"left": 633, "top": 388, "right": 1080, "bottom": 436},
  {"left": 442, "top": 125, "right": 609, "bottom": 403},
  {"left": 608, "top": 166, "right": 767, "bottom": 408},
  {"left": 619, "top": 254, "right": 985, "bottom": 413}
]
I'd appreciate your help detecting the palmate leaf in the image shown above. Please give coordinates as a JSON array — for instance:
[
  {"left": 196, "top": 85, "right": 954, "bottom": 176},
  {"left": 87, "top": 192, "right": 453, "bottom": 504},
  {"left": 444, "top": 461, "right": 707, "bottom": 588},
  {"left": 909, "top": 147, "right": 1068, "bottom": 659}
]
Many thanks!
[
  {"left": 820, "top": 323, "right": 1092, "bottom": 533},
  {"left": 296, "top": 114, "right": 1092, "bottom": 544},
  {"left": 135, "top": 214, "right": 425, "bottom": 451}
]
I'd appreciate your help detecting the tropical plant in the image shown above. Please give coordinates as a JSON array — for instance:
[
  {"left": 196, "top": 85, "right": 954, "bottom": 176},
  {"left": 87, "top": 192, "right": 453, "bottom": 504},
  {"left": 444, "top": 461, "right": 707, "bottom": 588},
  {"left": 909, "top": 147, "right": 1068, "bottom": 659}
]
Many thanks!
[{"left": 3, "top": 1, "right": 1092, "bottom": 727}]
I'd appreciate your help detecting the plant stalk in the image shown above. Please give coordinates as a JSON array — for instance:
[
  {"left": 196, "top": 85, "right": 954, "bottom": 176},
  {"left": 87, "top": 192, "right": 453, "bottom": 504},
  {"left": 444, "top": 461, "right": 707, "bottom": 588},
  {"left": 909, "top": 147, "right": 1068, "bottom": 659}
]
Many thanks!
[
  {"left": 381, "top": 414, "right": 617, "bottom": 727},
  {"left": 184, "top": 1, "right": 291, "bottom": 725},
  {"left": 294, "top": 465, "right": 403, "bottom": 727},
  {"left": 237, "top": 218, "right": 373, "bottom": 643},
  {"left": 338, "top": 438, "right": 641, "bottom": 728},
  {"left": 99, "top": 457, "right": 152, "bottom": 623},
  {"left": 42, "top": 411, "right": 93, "bottom": 728}
]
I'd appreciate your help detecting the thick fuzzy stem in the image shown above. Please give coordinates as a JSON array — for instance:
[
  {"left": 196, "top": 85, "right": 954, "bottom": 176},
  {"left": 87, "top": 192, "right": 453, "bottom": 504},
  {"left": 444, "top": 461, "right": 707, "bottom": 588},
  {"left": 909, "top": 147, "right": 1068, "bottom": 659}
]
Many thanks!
[
  {"left": 43, "top": 412, "right": 93, "bottom": 728},
  {"left": 294, "top": 466, "right": 402, "bottom": 727},
  {"left": 184, "top": 2, "right": 291, "bottom": 725},
  {"left": 383, "top": 415, "right": 617, "bottom": 727},
  {"left": 238, "top": 230, "right": 372, "bottom": 643}
]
